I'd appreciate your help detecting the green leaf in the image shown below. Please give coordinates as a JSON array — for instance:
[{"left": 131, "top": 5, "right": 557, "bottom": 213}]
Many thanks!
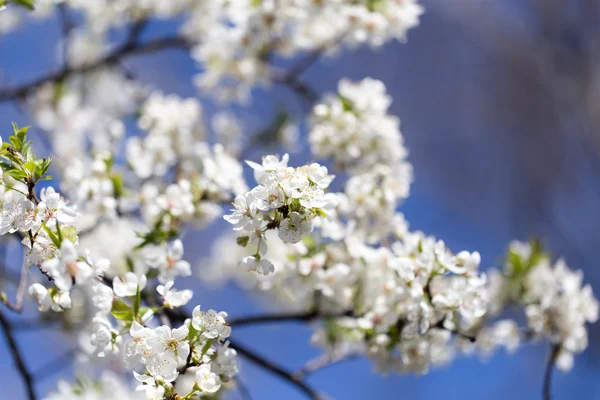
[
  {"left": 12, "top": 0, "right": 35, "bottom": 10},
  {"left": 43, "top": 225, "right": 62, "bottom": 248},
  {"left": 60, "top": 226, "right": 77, "bottom": 244},
  {"left": 34, "top": 157, "right": 52, "bottom": 182},
  {"left": 236, "top": 236, "right": 249, "bottom": 247},
  {"left": 338, "top": 95, "right": 354, "bottom": 112},
  {"left": 111, "top": 298, "right": 133, "bottom": 322},
  {"left": 55, "top": 220, "right": 63, "bottom": 242},
  {"left": 4, "top": 169, "right": 27, "bottom": 180},
  {"left": 133, "top": 285, "right": 141, "bottom": 318},
  {"left": 24, "top": 160, "right": 36, "bottom": 174},
  {"left": 188, "top": 320, "right": 198, "bottom": 341},
  {"left": 111, "top": 174, "right": 124, "bottom": 198},
  {"left": 8, "top": 136, "right": 21, "bottom": 152},
  {"left": 134, "top": 227, "right": 178, "bottom": 249}
]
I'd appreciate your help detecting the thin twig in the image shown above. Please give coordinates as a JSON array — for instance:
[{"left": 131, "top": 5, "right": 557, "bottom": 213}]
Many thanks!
[
  {"left": 284, "top": 35, "right": 344, "bottom": 79},
  {"left": 294, "top": 352, "right": 361, "bottom": 380},
  {"left": 1, "top": 263, "right": 30, "bottom": 313},
  {"left": 0, "top": 309, "right": 37, "bottom": 400},
  {"left": 228, "top": 338, "right": 324, "bottom": 400},
  {"left": 433, "top": 321, "right": 477, "bottom": 342},
  {"left": 543, "top": 343, "right": 560, "bottom": 400}
]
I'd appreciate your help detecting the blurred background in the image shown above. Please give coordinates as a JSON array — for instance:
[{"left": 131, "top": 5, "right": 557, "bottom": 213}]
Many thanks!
[{"left": 1, "top": 0, "right": 599, "bottom": 398}]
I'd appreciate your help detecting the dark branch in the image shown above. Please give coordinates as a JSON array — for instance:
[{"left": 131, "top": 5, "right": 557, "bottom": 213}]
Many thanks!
[
  {"left": 228, "top": 310, "right": 352, "bottom": 328},
  {"left": 0, "top": 36, "right": 190, "bottom": 103},
  {"left": 228, "top": 338, "right": 324, "bottom": 400},
  {"left": 0, "top": 309, "right": 37, "bottom": 400},
  {"left": 433, "top": 320, "right": 477, "bottom": 342},
  {"left": 543, "top": 343, "right": 560, "bottom": 400},
  {"left": 272, "top": 70, "right": 319, "bottom": 103},
  {"left": 161, "top": 307, "right": 326, "bottom": 399}
]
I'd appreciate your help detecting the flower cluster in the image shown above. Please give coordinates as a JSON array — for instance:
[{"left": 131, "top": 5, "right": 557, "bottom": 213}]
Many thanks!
[
  {"left": 0, "top": 1, "right": 598, "bottom": 399},
  {"left": 224, "top": 154, "right": 334, "bottom": 274},
  {"left": 45, "top": 372, "right": 143, "bottom": 400},
  {"left": 183, "top": 0, "right": 423, "bottom": 102},
  {"left": 127, "top": 93, "right": 204, "bottom": 180},
  {"left": 475, "top": 241, "right": 600, "bottom": 371},
  {"left": 204, "top": 226, "right": 488, "bottom": 374},
  {"left": 126, "top": 309, "right": 235, "bottom": 399},
  {"left": 309, "top": 78, "right": 412, "bottom": 242}
]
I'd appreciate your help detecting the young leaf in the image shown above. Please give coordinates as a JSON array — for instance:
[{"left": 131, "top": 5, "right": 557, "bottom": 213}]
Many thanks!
[
  {"left": 43, "top": 225, "right": 62, "bottom": 248},
  {"left": 133, "top": 285, "right": 141, "bottom": 318},
  {"left": 111, "top": 298, "right": 133, "bottom": 322}
]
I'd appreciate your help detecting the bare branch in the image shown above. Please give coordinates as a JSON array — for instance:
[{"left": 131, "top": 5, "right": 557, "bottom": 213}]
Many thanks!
[
  {"left": 228, "top": 310, "right": 352, "bottom": 328},
  {"left": 543, "top": 343, "right": 560, "bottom": 400},
  {"left": 161, "top": 307, "right": 327, "bottom": 399},
  {"left": 0, "top": 309, "right": 37, "bottom": 400},
  {"left": 271, "top": 69, "right": 319, "bottom": 103},
  {"left": 0, "top": 36, "right": 190, "bottom": 103},
  {"left": 228, "top": 338, "right": 325, "bottom": 400},
  {"left": 1, "top": 263, "right": 30, "bottom": 313}
]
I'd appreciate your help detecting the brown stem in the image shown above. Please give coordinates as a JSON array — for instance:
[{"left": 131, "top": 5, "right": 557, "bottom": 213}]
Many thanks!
[
  {"left": 0, "top": 309, "right": 37, "bottom": 400},
  {"left": 543, "top": 343, "right": 560, "bottom": 400},
  {"left": 1, "top": 262, "right": 29, "bottom": 313}
]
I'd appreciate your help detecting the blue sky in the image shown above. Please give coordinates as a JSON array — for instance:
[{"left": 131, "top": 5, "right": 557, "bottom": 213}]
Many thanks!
[{"left": 0, "top": 4, "right": 599, "bottom": 400}]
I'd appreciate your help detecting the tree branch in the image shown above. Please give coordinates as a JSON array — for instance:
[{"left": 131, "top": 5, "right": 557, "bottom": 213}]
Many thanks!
[
  {"left": 161, "top": 307, "right": 326, "bottom": 399},
  {"left": 227, "top": 338, "right": 324, "bottom": 400},
  {"left": 1, "top": 263, "right": 29, "bottom": 313},
  {"left": 294, "top": 352, "right": 360, "bottom": 380},
  {"left": 228, "top": 310, "right": 352, "bottom": 328},
  {"left": 271, "top": 70, "right": 319, "bottom": 103},
  {"left": 0, "top": 309, "right": 36, "bottom": 400},
  {"left": 543, "top": 343, "right": 560, "bottom": 400},
  {"left": 0, "top": 36, "right": 190, "bottom": 103}
]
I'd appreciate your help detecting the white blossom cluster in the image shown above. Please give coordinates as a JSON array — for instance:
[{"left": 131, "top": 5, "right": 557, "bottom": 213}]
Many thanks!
[
  {"left": 224, "top": 153, "right": 335, "bottom": 274},
  {"left": 310, "top": 78, "right": 413, "bottom": 243},
  {"left": 127, "top": 93, "right": 204, "bottom": 180},
  {"left": 0, "top": 1, "right": 597, "bottom": 399},
  {"left": 45, "top": 372, "right": 144, "bottom": 400},
  {"left": 0, "top": 125, "right": 237, "bottom": 400},
  {"left": 468, "top": 241, "right": 600, "bottom": 372},
  {"left": 182, "top": 0, "right": 424, "bottom": 102},
  {"left": 204, "top": 225, "right": 489, "bottom": 374}
]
